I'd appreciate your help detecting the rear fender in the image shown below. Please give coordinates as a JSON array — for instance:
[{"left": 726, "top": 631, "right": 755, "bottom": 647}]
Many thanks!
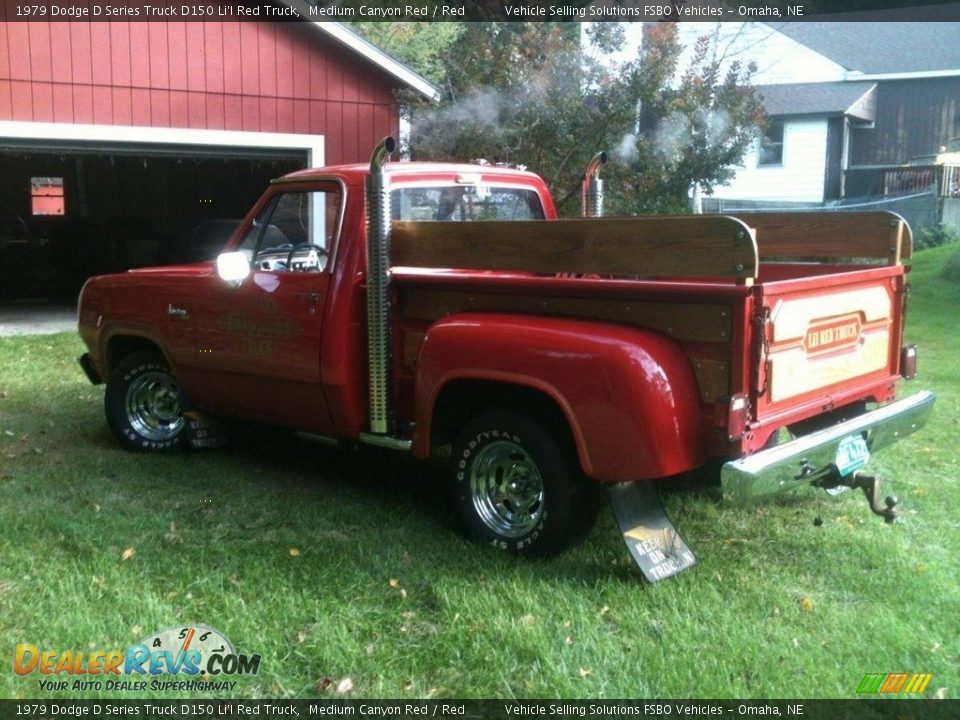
[{"left": 414, "top": 313, "right": 705, "bottom": 481}]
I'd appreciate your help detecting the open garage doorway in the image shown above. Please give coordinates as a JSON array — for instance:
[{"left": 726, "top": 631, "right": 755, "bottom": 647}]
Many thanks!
[{"left": 0, "top": 147, "right": 306, "bottom": 304}]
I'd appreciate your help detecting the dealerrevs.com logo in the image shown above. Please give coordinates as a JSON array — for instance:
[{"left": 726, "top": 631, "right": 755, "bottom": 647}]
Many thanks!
[{"left": 14, "top": 625, "right": 261, "bottom": 693}]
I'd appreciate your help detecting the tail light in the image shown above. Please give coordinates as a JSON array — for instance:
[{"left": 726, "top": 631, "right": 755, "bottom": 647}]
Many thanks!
[{"left": 715, "top": 393, "right": 750, "bottom": 440}]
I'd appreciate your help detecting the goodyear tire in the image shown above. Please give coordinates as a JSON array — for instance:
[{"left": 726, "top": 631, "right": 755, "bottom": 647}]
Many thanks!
[
  {"left": 449, "top": 410, "right": 599, "bottom": 556},
  {"left": 105, "top": 351, "right": 186, "bottom": 452}
]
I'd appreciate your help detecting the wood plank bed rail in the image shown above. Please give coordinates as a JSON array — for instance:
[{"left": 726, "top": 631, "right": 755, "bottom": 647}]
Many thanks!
[
  {"left": 391, "top": 216, "right": 759, "bottom": 281},
  {"left": 730, "top": 211, "right": 912, "bottom": 264}
]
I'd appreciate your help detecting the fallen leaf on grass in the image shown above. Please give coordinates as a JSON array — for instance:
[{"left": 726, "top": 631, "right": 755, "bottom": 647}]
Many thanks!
[
  {"left": 289, "top": 547, "right": 301, "bottom": 557},
  {"left": 934, "top": 688, "right": 948, "bottom": 699},
  {"left": 315, "top": 677, "right": 334, "bottom": 692},
  {"left": 335, "top": 677, "right": 354, "bottom": 696},
  {"left": 165, "top": 522, "right": 183, "bottom": 544},
  {"left": 578, "top": 668, "right": 592, "bottom": 678},
  {"left": 798, "top": 596, "right": 814, "bottom": 613},
  {"left": 389, "top": 578, "right": 401, "bottom": 588},
  {"left": 120, "top": 547, "right": 136, "bottom": 562}
]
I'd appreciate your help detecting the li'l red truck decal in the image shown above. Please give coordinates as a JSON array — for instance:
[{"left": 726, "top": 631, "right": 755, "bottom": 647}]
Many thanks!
[{"left": 803, "top": 313, "right": 863, "bottom": 355}]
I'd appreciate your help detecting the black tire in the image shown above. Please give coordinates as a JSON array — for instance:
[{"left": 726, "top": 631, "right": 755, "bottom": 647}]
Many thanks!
[
  {"left": 105, "top": 351, "right": 186, "bottom": 452},
  {"left": 449, "top": 410, "right": 600, "bottom": 556}
]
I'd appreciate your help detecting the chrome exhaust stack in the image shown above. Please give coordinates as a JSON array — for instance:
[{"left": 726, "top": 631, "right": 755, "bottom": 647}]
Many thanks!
[
  {"left": 581, "top": 151, "right": 607, "bottom": 218},
  {"left": 364, "top": 136, "right": 396, "bottom": 438}
]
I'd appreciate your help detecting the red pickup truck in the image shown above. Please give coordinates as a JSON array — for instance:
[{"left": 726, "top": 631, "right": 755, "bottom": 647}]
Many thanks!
[{"left": 78, "top": 138, "right": 934, "bottom": 580}]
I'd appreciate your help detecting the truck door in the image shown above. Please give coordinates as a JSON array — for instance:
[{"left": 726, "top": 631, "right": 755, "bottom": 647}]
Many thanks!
[{"left": 192, "top": 183, "right": 342, "bottom": 431}]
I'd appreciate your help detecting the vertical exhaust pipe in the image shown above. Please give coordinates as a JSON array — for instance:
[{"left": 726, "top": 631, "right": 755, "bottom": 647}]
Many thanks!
[
  {"left": 581, "top": 151, "right": 607, "bottom": 218},
  {"left": 365, "top": 136, "right": 395, "bottom": 437}
]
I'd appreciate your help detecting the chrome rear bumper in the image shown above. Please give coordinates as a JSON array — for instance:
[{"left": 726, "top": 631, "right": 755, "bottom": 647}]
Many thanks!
[{"left": 722, "top": 391, "right": 936, "bottom": 504}]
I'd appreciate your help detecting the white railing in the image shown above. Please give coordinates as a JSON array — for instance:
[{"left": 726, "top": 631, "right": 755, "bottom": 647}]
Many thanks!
[{"left": 942, "top": 165, "right": 960, "bottom": 198}]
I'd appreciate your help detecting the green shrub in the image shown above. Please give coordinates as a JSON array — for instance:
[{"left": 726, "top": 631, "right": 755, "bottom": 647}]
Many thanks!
[
  {"left": 940, "top": 249, "right": 960, "bottom": 280},
  {"left": 915, "top": 224, "right": 960, "bottom": 250}
]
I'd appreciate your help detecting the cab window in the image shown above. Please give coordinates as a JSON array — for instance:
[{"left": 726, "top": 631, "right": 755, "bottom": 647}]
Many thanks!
[
  {"left": 238, "top": 188, "right": 342, "bottom": 272},
  {"left": 392, "top": 186, "right": 544, "bottom": 222}
]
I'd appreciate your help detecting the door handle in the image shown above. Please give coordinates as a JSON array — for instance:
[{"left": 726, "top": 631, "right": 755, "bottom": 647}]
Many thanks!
[{"left": 295, "top": 292, "right": 320, "bottom": 304}]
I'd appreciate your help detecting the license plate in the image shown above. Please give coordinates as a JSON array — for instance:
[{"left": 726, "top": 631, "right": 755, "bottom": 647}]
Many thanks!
[{"left": 835, "top": 434, "right": 870, "bottom": 476}]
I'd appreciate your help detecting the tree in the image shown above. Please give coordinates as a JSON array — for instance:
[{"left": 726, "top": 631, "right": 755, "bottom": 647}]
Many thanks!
[
  {"left": 354, "top": 22, "right": 763, "bottom": 216},
  {"left": 347, "top": 22, "right": 464, "bottom": 87},
  {"left": 408, "top": 23, "right": 638, "bottom": 214},
  {"left": 604, "top": 24, "right": 766, "bottom": 215}
]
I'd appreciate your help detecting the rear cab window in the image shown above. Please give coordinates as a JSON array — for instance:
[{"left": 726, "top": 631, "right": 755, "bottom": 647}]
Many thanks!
[{"left": 392, "top": 185, "right": 545, "bottom": 222}]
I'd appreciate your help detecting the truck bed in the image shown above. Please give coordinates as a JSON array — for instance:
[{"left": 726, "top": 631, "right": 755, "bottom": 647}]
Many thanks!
[{"left": 391, "top": 211, "right": 912, "bottom": 460}]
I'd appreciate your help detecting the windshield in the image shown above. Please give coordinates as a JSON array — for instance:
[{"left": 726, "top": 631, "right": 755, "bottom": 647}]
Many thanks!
[{"left": 392, "top": 185, "right": 545, "bottom": 222}]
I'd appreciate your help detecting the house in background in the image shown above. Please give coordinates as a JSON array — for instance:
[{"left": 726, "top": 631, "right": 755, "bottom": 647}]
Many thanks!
[
  {"left": 585, "top": 20, "right": 960, "bottom": 227},
  {"left": 674, "top": 21, "right": 960, "bottom": 228}
]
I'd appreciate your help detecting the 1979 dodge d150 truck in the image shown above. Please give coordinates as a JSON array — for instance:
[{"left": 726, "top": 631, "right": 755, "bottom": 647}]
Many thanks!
[{"left": 78, "top": 138, "right": 934, "bottom": 580}]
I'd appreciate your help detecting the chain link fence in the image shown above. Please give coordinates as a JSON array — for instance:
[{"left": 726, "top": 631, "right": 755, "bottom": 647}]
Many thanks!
[{"left": 702, "top": 190, "right": 940, "bottom": 236}]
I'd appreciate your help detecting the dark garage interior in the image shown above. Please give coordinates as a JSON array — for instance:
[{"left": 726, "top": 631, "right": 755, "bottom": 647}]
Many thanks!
[{"left": 0, "top": 145, "right": 305, "bottom": 303}]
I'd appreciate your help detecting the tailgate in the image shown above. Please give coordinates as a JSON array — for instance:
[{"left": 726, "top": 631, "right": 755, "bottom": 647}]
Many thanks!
[{"left": 754, "top": 265, "right": 905, "bottom": 421}]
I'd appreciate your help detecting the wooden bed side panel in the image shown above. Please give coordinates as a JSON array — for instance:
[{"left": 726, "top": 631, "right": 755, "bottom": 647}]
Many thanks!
[
  {"left": 391, "top": 216, "right": 758, "bottom": 280},
  {"left": 399, "top": 288, "right": 733, "bottom": 344},
  {"left": 398, "top": 287, "right": 736, "bottom": 404},
  {"left": 733, "top": 211, "right": 912, "bottom": 263}
]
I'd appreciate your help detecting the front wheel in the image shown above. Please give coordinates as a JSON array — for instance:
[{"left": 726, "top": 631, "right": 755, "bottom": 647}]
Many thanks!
[
  {"left": 449, "top": 410, "right": 599, "bottom": 556},
  {"left": 105, "top": 351, "right": 186, "bottom": 452}
]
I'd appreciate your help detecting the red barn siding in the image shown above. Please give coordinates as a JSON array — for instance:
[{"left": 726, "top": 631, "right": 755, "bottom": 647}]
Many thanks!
[{"left": 0, "top": 17, "right": 403, "bottom": 164}]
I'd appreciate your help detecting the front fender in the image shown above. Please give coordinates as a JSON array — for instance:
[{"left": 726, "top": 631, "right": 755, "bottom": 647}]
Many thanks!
[{"left": 414, "top": 312, "right": 705, "bottom": 481}]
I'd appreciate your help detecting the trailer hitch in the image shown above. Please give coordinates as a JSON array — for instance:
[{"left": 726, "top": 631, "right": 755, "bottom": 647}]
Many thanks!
[{"left": 820, "top": 471, "right": 900, "bottom": 524}]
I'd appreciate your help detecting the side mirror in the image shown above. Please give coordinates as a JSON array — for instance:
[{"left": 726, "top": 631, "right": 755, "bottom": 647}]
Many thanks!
[{"left": 216, "top": 251, "right": 250, "bottom": 287}]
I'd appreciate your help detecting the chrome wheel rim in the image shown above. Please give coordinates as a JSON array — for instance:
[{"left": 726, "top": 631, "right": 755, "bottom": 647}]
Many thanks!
[
  {"left": 125, "top": 371, "right": 184, "bottom": 442},
  {"left": 470, "top": 440, "right": 544, "bottom": 537}
]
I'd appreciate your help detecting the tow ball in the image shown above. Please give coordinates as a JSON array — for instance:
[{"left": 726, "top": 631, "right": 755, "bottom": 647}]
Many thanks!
[{"left": 819, "top": 470, "right": 900, "bottom": 524}]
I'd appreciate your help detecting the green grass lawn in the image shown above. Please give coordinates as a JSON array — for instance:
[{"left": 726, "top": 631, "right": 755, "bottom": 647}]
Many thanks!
[{"left": 1, "top": 247, "right": 958, "bottom": 700}]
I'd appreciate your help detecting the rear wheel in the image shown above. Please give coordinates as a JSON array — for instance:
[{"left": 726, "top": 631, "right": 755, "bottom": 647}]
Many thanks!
[
  {"left": 105, "top": 351, "right": 185, "bottom": 452},
  {"left": 449, "top": 410, "right": 599, "bottom": 556}
]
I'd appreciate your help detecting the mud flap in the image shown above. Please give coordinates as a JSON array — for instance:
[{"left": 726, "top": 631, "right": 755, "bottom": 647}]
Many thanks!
[
  {"left": 184, "top": 411, "right": 229, "bottom": 449},
  {"left": 608, "top": 481, "right": 697, "bottom": 582}
]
